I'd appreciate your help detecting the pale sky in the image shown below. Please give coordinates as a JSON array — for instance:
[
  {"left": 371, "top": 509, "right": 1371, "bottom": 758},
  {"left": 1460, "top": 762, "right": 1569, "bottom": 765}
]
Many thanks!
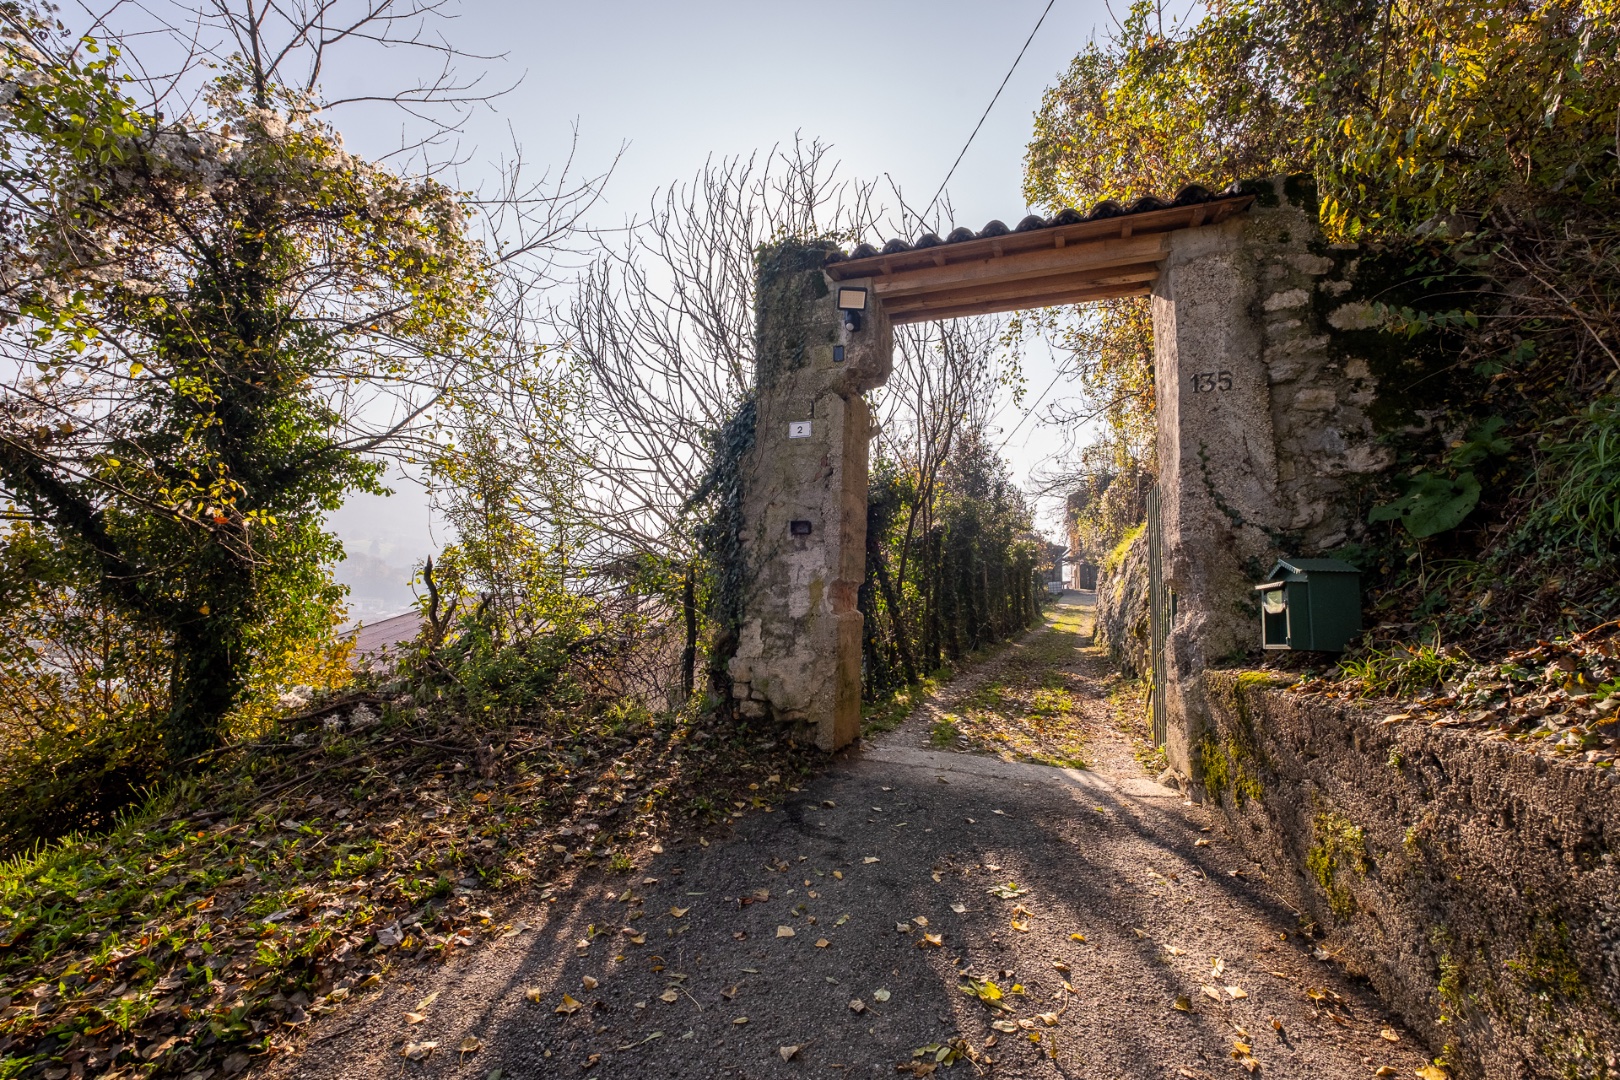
[{"left": 321, "top": 0, "right": 1118, "bottom": 610}]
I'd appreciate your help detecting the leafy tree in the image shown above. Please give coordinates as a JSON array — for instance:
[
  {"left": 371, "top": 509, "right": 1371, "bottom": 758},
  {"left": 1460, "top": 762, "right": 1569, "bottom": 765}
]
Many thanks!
[{"left": 0, "top": 5, "right": 488, "bottom": 760}]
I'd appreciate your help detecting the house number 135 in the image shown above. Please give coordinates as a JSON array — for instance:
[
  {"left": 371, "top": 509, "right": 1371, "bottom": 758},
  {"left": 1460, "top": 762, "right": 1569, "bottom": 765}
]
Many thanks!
[{"left": 1191, "top": 370, "right": 1233, "bottom": 393}]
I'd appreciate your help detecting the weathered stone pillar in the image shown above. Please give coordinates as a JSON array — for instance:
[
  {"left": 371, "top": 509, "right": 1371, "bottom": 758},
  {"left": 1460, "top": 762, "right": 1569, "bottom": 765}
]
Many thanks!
[
  {"left": 727, "top": 243, "right": 891, "bottom": 751},
  {"left": 1153, "top": 177, "right": 1390, "bottom": 778}
]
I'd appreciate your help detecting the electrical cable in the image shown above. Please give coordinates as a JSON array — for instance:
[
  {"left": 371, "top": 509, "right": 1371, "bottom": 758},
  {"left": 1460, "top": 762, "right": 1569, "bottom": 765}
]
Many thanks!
[{"left": 919, "top": 0, "right": 1058, "bottom": 226}]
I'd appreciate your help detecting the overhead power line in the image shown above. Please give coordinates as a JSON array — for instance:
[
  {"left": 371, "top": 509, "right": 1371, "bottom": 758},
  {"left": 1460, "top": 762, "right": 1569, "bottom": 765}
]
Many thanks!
[{"left": 920, "top": 0, "right": 1058, "bottom": 226}]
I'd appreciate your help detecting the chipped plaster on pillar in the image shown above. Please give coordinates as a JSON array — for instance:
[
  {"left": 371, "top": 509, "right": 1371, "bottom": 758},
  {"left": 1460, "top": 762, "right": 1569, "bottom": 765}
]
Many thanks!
[{"left": 729, "top": 251, "right": 890, "bottom": 751}]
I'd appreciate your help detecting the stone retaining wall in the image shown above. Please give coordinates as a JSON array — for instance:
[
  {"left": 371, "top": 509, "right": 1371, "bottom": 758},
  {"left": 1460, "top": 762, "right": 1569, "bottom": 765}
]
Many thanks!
[{"left": 1193, "top": 671, "right": 1620, "bottom": 1080}]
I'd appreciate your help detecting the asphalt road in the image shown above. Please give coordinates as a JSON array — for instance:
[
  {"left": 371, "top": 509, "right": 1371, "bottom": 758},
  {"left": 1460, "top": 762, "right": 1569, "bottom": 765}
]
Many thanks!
[{"left": 264, "top": 595, "right": 1429, "bottom": 1079}]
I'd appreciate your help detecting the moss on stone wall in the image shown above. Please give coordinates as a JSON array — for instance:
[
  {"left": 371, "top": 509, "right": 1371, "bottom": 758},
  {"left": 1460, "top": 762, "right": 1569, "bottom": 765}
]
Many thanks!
[
  {"left": 1307, "top": 810, "right": 1368, "bottom": 919},
  {"left": 1198, "top": 733, "right": 1265, "bottom": 807}
]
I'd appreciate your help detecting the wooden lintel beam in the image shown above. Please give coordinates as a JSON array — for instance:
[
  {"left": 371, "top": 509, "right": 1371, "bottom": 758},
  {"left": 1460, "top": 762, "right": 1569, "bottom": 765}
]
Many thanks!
[
  {"left": 888, "top": 283, "right": 1153, "bottom": 324},
  {"left": 869, "top": 233, "right": 1169, "bottom": 300},
  {"left": 880, "top": 264, "right": 1163, "bottom": 317}
]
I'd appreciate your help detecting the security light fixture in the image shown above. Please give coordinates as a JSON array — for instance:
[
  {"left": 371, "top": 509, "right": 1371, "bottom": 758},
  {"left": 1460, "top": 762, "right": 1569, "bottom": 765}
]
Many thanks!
[{"left": 836, "top": 286, "right": 868, "bottom": 332}]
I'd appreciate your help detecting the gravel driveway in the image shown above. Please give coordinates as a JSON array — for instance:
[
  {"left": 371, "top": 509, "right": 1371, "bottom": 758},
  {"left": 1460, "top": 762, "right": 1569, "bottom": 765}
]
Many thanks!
[{"left": 261, "top": 594, "right": 1430, "bottom": 1079}]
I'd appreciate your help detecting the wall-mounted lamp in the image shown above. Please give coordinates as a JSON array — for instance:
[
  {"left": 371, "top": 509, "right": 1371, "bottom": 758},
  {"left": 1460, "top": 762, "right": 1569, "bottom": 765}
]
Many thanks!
[{"left": 836, "top": 286, "right": 868, "bottom": 332}]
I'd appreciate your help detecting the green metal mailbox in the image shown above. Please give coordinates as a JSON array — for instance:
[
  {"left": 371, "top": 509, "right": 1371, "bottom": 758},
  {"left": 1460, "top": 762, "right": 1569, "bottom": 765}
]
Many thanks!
[{"left": 1254, "top": 558, "right": 1362, "bottom": 652}]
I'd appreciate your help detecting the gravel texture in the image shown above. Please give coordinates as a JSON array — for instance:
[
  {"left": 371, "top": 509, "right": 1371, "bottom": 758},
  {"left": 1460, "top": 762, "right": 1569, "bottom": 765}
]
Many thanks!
[{"left": 259, "top": 595, "right": 1430, "bottom": 1079}]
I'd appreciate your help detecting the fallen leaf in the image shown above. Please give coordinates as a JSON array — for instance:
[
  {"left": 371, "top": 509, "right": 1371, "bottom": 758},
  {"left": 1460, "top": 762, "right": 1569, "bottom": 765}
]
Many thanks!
[
  {"left": 1271, "top": 1018, "right": 1284, "bottom": 1033},
  {"left": 991, "top": 1019, "right": 1019, "bottom": 1033},
  {"left": 1195, "top": 838, "right": 1212, "bottom": 847},
  {"left": 1375, "top": 1068, "right": 1398, "bottom": 1078},
  {"left": 1232, "top": 1040, "right": 1252, "bottom": 1055},
  {"left": 1051, "top": 961, "right": 1070, "bottom": 973},
  {"left": 1037, "top": 1012, "right": 1059, "bottom": 1026},
  {"left": 659, "top": 989, "right": 679, "bottom": 1003},
  {"left": 815, "top": 938, "right": 830, "bottom": 948},
  {"left": 582, "top": 976, "right": 599, "bottom": 990},
  {"left": 1226, "top": 986, "right": 1248, "bottom": 999},
  {"left": 833, "top": 870, "right": 843, "bottom": 879},
  {"left": 1415, "top": 1067, "right": 1449, "bottom": 1080},
  {"left": 849, "top": 998, "right": 866, "bottom": 1013},
  {"left": 1381, "top": 1028, "right": 1400, "bottom": 1042},
  {"left": 626, "top": 933, "right": 646, "bottom": 945},
  {"left": 732, "top": 1016, "right": 748, "bottom": 1025},
  {"left": 1211, "top": 958, "right": 1226, "bottom": 978},
  {"left": 524, "top": 987, "right": 543, "bottom": 1003},
  {"left": 1017, "top": 1018, "right": 1036, "bottom": 1030},
  {"left": 874, "top": 989, "right": 891, "bottom": 1002},
  {"left": 950, "top": 902, "right": 966, "bottom": 914},
  {"left": 404, "top": 1011, "right": 428, "bottom": 1025},
  {"left": 459, "top": 1037, "right": 482, "bottom": 1055},
  {"left": 1202, "top": 985, "right": 1223, "bottom": 1001},
  {"left": 555, "top": 994, "right": 584, "bottom": 1015},
  {"left": 776, "top": 925, "right": 795, "bottom": 938},
  {"left": 1173, "top": 995, "right": 1192, "bottom": 1012},
  {"left": 669, "top": 906, "right": 689, "bottom": 918},
  {"left": 987, "top": 882, "right": 1028, "bottom": 899},
  {"left": 1069, "top": 932, "right": 1087, "bottom": 942},
  {"left": 753, "top": 889, "right": 770, "bottom": 902},
  {"left": 863, "top": 857, "right": 880, "bottom": 864},
  {"left": 1166, "top": 945, "right": 1186, "bottom": 956},
  {"left": 918, "top": 932, "right": 943, "bottom": 948},
  {"left": 779, "top": 1044, "right": 803, "bottom": 1062},
  {"left": 402, "top": 1040, "right": 438, "bottom": 1061}
]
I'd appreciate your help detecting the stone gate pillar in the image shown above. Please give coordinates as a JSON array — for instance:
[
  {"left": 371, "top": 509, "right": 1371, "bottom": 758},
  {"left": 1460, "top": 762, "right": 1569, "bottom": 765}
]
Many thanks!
[
  {"left": 727, "top": 243, "right": 892, "bottom": 750},
  {"left": 1152, "top": 177, "right": 1389, "bottom": 780}
]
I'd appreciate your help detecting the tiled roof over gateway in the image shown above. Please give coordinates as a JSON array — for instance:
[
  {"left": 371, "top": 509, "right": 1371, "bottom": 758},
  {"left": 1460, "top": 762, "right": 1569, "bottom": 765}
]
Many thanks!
[
  {"left": 827, "top": 182, "right": 1244, "bottom": 263},
  {"left": 822, "top": 183, "right": 1254, "bottom": 323}
]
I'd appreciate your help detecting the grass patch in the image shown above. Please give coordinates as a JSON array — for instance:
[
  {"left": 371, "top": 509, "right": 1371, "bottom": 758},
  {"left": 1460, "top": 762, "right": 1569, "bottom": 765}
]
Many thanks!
[{"left": 929, "top": 717, "right": 960, "bottom": 748}]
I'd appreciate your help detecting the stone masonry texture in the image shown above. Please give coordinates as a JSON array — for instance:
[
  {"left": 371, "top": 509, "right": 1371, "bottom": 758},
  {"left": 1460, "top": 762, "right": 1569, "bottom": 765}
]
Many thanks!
[
  {"left": 1196, "top": 670, "right": 1620, "bottom": 1080},
  {"left": 1153, "top": 177, "right": 1392, "bottom": 777}
]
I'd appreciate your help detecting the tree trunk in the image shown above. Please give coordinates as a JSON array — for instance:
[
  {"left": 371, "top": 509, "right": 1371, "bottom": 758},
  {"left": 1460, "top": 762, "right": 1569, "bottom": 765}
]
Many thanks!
[
  {"left": 873, "top": 552, "right": 918, "bottom": 685},
  {"left": 166, "top": 619, "right": 246, "bottom": 763},
  {"left": 681, "top": 566, "right": 697, "bottom": 703}
]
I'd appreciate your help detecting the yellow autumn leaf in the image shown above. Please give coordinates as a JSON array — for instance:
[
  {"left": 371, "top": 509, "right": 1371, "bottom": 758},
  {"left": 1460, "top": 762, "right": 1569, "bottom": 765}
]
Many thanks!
[
  {"left": 554, "top": 994, "right": 583, "bottom": 1015},
  {"left": 669, "top": 906, "right": 689, "bottom": 917}
]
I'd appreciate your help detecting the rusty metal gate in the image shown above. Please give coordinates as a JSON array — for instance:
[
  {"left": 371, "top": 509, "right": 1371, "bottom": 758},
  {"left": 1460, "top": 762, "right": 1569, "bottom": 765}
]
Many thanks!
[{"left": 1147, "top": 485, "right": 1167, "bottom": 747}]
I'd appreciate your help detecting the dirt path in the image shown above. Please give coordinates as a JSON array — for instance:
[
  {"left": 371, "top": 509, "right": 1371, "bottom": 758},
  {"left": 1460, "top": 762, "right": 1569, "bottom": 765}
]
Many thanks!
[{"left": 263, "top": 594, "right": 1429, "bottom": 1079}]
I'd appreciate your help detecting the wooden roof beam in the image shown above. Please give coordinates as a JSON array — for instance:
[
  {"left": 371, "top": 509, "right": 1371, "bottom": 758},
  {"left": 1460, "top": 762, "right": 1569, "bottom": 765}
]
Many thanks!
[
  {"left": 888, "top": 283, "right": 1153, "bottom": 324},
  {"left": 881, "top": 264, "right": 1163, "bottom": 319},
  {"left": 869, "top": 233, "right": 1170, "bottom": 300}
]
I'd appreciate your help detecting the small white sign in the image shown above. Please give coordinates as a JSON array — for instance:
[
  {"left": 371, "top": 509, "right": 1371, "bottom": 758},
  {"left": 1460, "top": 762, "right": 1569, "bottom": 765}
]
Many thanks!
[{"left": 788, "top": 421, "right": 812, "bottom": 439}]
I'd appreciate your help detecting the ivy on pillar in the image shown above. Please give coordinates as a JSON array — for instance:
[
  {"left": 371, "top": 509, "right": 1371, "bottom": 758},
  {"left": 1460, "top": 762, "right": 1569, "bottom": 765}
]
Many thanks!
[{"left": 725, "top": 241, "right": 891, "bottom": 750}]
